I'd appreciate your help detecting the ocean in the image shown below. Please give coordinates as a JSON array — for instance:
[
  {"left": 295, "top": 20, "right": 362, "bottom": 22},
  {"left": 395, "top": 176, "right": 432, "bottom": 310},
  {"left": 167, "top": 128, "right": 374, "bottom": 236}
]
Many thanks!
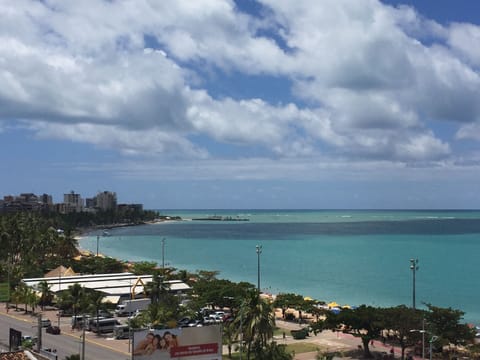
[{"left": 80, "top": 210, "right": 480, "bottom": 324}]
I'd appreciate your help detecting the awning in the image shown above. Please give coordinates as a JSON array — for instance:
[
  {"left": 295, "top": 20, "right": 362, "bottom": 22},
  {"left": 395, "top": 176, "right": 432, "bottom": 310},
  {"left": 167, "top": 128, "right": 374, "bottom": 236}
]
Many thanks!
[{"left": 102, "top": 295, "right": 121, "bottom": 304}]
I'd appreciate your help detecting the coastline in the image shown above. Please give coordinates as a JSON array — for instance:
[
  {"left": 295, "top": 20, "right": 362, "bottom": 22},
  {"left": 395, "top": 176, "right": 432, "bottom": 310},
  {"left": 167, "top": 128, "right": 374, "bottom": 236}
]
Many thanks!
[{"left": 74, "top": 211, "right": 480, "bottom": 324}]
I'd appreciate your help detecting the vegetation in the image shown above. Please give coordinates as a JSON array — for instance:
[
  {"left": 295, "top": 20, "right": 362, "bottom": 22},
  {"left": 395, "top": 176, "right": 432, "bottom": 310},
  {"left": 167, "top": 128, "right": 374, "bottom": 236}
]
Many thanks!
[
  {"left": 0, "top": 212, "right": 78, "bottom": 286},
  {"left": 1, "top": 210, "right": 478, "bottom": 359},
  {"left": 313, "top": 303, "right": 476, "bottom": 359}
]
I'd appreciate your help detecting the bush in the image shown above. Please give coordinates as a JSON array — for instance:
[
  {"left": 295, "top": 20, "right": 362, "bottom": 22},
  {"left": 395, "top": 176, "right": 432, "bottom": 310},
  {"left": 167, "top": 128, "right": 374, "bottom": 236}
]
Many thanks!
[{"left": 291, "top": 328, "right": 309, "bottom": 340}]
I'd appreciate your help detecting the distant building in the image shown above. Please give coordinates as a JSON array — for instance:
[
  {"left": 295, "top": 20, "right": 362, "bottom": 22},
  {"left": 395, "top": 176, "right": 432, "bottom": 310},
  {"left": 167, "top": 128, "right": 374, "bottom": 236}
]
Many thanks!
[
  {"left": 0, "top": 192, "right": 53, "bottom": 213},
  {"left": 63, "top": 190, "right": 83, "bottom": 213},
  {"left": 85, "top": 197, "right": 96, "bottom": 209},
  {"left": 95, "top": 191, "right": 117, "bottom": 211},
  {"left": 39, "top": 193, "right": 53, "bottom": 205}
]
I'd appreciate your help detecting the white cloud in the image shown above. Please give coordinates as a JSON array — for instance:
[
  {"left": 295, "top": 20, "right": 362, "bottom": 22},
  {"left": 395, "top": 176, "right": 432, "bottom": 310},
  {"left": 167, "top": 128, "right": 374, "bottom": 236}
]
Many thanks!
[
  {"left": 0, "top": 0, "right": 479, "bottom": 172},
  {"left": 456, "top": 123, "right": 480, "bottom": 141},
  {"left": 27, "top": 121, "right": 208, "bottom": 159},
  {"left": 447, "top": 23, "right": 480, "bottom": 67}
]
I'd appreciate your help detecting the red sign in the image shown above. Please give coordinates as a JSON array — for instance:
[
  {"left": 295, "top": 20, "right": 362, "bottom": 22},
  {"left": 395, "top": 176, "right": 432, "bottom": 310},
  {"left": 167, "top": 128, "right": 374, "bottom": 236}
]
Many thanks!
[{"left": 170, "top": 343, "right": 218, "bottom": 358}]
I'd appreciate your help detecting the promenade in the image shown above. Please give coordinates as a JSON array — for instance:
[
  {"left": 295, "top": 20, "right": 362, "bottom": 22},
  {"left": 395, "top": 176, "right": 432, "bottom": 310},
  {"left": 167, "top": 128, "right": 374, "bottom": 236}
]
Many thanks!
[{"left": 0, "top": 304, "right": 426, "bottom": 360}]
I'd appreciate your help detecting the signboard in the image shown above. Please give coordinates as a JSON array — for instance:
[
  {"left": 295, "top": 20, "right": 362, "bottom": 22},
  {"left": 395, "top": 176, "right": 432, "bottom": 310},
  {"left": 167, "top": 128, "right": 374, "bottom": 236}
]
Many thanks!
[
  {"left": 9, "top": 328, "right": 22, "bottom": 351},
  {"left": 133, "top": 325, "right": 222, "bottom": 360},
  {"left": 0, "top": 282, "right": 10, "bottom": 302}
]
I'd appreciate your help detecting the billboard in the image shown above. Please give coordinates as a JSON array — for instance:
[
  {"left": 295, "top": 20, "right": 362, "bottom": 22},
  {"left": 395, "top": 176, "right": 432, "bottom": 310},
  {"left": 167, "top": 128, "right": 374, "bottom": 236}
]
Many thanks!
[
  {"left": 133, "top": 325, "right": 222, "bottom": 360},
  {"left": 9, "top": 328, "right": 21, "bottom": 351}
]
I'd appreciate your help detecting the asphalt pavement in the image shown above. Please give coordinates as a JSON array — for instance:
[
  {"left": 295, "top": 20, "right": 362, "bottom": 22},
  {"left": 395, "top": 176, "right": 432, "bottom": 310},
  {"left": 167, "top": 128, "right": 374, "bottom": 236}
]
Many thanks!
[{"left": 0, "top": 304, "right": 131, "bottom": 360}]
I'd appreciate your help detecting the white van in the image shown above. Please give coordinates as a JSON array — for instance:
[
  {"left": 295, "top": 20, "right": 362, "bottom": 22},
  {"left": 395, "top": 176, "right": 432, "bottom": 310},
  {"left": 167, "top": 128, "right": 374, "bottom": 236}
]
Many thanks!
[{"left": 89, "top": 318, "right": 121, "bottom": 333}]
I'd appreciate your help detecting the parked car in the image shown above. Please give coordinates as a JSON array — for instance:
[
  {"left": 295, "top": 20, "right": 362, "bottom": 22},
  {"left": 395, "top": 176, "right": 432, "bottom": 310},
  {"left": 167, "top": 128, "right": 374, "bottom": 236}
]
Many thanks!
[
  {"left": 177, "top": 317, "right": 191, "bottom": 327},
  {"left": 41, "top": 319, "right": 51, "bottom": 328},
  {"left": 97, "top": 310, "right": 114, "bottom": 318},
  {"left": 187, "top": 320, "right": 203, "bottom": 327},
  {"left": 46, "top": 325, "right": 61, "bottom": 335}
]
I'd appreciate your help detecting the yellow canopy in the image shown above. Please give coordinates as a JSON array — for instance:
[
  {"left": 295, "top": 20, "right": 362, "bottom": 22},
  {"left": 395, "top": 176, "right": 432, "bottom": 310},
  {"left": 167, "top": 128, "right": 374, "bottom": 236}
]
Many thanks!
[
  {"left": 304, "top": 296, "right": 313, "bottom": 301},
  {"left": 328, "top": 301, "right": 340, "bottom": 308}
]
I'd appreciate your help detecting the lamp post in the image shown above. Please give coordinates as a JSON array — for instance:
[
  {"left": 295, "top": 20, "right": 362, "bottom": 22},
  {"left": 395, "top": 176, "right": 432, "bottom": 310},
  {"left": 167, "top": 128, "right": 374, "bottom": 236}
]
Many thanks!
[
  {"left": 57, "top": 267, "right": 62, "bottom": 327},
  {"left": 256, "top": 245, "right": 262, "bottom": 293},
  {"left": 410, "top": 259, "right": 419, "bottom": 309},
  {"left": 409, "top": 319, "right": 426, "bottom": 359},
  {"left": 161, "top": 238, "right": 166, "bottom": 271},
  {"left": 429, "top": 335, "right": 438, "bottom": 360},
  {"left": 96, "top": 235, "right": 100, "bottom": 257}
]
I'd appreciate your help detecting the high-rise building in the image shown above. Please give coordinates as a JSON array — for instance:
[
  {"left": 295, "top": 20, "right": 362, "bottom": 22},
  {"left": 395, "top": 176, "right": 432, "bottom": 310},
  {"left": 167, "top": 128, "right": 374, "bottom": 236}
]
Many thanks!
[
  {"left": 95, "top": 191, "right": 117, "bottom": 211},
  {"left": 40, "top": 193, "right": 53, "bottom": 205},
  {"left": 63, "top": 191, "right": 83, "bottom": 212}
]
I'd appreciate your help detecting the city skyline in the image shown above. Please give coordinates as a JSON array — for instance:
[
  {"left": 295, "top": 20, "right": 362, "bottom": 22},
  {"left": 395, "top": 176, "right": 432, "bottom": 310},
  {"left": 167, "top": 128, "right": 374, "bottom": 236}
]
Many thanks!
[{"left": 1, "top": 0, "right": 479, "bottom": 209}]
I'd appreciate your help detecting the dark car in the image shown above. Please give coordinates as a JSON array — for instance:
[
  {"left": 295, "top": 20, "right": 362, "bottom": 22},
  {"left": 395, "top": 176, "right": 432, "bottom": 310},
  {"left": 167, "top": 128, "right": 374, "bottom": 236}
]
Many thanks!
[{"left": 46, "top": 325, "right": 61, "bottom": 335}]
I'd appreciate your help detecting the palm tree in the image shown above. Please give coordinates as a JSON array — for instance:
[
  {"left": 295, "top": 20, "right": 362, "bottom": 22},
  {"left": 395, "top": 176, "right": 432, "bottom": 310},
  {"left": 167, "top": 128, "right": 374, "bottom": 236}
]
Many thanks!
[
  {"left": 235, "top": 290, "right": 275, "bottom": 360},
  {"left": 87, "top": 290, "right": 106, "bottom": 335},
  {"left": 15, "top": 283, "right": 30, "bottom": 314},
  {"left": 37, "top": 280, "right": 53, "bottom": 311},
  {"left": 27, "top": 289, "right": 38, "bottom": 314},
  {"left": 65, "top": 283, "right": 84, "bottom": 328},
  {"left": 144, "top": 272, "right": 169, "bottom": 304}
]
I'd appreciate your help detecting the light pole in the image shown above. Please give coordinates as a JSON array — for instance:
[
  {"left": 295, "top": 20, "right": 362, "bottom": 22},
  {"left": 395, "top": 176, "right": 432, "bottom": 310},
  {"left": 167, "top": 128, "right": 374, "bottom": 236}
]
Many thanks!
[
  {"left": 96, "top": 235, "right": 100, "bottom": 257},
  {"left": 410, "top": 319, "right": 426, "bottom": 359},
  {"left": 429, "top": 335, "right": 438, "bottom": 360},
  {"left": 57, "top": 267, "right": 62, "bottom": 327},
  {"left": 256, "top": 245, "right": 262, "bottom": 293},
  {"left": 161, "top": 238, "right": 166, "bottom": 271},
  {"left": 410, "top": 259, "right": 419, "bottom": 309}
]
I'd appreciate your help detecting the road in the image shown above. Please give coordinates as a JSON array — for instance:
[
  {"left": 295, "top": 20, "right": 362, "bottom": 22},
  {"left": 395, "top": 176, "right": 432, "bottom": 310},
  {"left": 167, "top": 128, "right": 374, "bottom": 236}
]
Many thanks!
[{"left": 0, "top": 309, "right": 131, "bottom": 360}]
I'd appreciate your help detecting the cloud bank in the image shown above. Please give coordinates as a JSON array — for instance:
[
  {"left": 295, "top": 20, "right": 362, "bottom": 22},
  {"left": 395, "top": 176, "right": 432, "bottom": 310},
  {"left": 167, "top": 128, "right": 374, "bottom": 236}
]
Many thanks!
[{"left": 1, "top": 0, "right": 479, "bottom": 180}]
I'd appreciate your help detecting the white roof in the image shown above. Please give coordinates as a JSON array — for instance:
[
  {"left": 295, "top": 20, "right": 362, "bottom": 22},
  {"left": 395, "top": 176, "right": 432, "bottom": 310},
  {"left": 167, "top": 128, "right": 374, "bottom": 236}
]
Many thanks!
[{"left": 22, "top": 272, "right": 190, "bottom": 300}]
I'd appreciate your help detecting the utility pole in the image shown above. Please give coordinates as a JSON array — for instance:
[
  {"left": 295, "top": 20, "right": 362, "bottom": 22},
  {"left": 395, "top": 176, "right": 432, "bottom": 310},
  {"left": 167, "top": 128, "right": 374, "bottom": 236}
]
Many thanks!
[
  {"left": 96, "top": 235, "right": 100, "bottom": 257},
  {"left": 256, "top": 245, "right": 262, "bottom": 293},
  {"left": 37, "top": 314, "right": 42, "bottom": 353},
  {"left": 410, "top": 258, "right": 419, "bottom": 309},
  {"left": 161, "top": 238, "right": 165, "bottom": 271},
  {"left": 81, "top": 322, "right": 86, "bottom": 360}
]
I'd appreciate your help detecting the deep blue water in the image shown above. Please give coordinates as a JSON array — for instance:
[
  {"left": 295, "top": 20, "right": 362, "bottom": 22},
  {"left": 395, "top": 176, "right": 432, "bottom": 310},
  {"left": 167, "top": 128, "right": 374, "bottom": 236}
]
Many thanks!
[{"left": 80, "top": 210, "right": 480, "bottom": 324}]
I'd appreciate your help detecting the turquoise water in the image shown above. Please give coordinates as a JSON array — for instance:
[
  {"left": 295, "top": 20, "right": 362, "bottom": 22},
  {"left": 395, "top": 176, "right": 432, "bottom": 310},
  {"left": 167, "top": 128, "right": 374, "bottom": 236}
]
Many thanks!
[{"left": 80, "top": 210, "right": 480, "bottom": 323}]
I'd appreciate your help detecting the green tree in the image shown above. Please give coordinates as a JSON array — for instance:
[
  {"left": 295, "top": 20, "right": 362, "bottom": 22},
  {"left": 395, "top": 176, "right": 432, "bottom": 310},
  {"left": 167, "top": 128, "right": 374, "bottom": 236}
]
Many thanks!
[
  {"left": 131, "top": 261, "right": 158, "bottom": 275},
  {"left": 273, "top": 293, "right": 304, "bottom": 320},
  {"left": 63, "top": 283, "right": 84, "bottom": 327},
  {"left": 425, "top": 304, "right": 475, "bottom": 351},
  {"left": 37, "top": 280, "right": 54, "bottom": 311},
  {"left": 253, "top": 341, "right": 293, "bottom": 360},
  {"left": 86, "top": 290, "right": 106, "bottom": 334},
  {"left": 235, "top": 290, "right": 275, "bottom": 360},
  {"left": 383, "top": 306, "right": 424, "bottom": 360},
  {"left": 324, "top": 305, "right": 382, "bottom": 358},
  {"left": 64, "top": 354, "right": 80, "bottom": 360}
]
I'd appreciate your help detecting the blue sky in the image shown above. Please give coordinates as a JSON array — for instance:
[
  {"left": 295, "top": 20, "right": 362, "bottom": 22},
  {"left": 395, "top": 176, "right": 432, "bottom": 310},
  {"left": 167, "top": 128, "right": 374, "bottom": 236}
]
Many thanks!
[{"left": 0, "top": 0, "right": 479, "bottom": 209}]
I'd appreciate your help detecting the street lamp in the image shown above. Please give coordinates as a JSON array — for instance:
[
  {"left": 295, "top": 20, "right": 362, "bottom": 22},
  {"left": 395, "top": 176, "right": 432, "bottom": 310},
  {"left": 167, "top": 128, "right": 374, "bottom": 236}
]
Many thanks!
[
  {"left": 429, "top": 335, "right": 438, "bottom": 360},
  {"left": 256, "top": 245, "right": 262, "bottom": 293},
  {"left": 410, "top": 318, "right": 426, "bottom": 359},
  {"left": 410, "top": 259, "right": 419, "bottom": 309},
  {"left": 161, "top": 238, "right": 166, "bottom": 271},
  {"left": 96, "top": 235, "right": 100, "bottom": 257}
]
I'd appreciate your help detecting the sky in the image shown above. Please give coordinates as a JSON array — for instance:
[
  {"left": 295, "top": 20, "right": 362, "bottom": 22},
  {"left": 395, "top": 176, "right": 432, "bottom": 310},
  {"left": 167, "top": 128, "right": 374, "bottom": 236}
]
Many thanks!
[{"left": 0, "top": 0, "right": 479, "bottom": 209}]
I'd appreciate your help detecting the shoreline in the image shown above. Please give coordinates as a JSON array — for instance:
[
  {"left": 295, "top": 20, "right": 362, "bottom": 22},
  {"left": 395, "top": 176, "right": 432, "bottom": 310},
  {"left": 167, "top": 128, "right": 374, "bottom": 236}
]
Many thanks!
[{"left": 72, "top": 216, "right": 480, "bottom": 325}]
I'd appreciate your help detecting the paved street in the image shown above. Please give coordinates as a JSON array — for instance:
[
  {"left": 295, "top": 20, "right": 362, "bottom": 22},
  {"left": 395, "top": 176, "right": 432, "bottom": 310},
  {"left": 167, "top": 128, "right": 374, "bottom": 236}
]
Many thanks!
[{"left": 0, "top": 305, "right": 130, "bottom": 360}]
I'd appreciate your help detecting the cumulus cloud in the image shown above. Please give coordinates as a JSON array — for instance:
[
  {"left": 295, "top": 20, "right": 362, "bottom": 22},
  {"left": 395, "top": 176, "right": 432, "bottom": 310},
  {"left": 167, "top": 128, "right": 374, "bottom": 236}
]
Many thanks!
[{"left": 0, "top": 0, "right": 479, "bottom": 170}]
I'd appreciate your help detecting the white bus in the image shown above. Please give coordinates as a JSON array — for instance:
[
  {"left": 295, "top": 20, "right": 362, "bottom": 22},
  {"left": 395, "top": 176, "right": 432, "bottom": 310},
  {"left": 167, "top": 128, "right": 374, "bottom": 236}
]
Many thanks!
[{"left": 89, "top": 318, "right": 121, "bottom": 333}]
